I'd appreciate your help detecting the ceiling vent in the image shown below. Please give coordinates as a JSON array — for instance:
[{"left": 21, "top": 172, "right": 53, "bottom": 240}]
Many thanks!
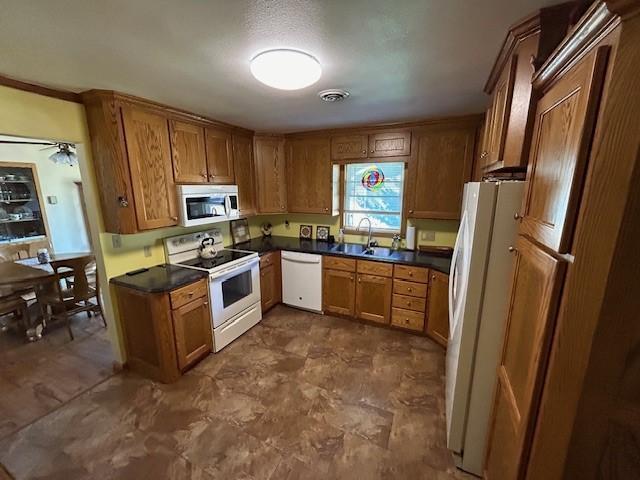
[{"left": 318, "top": 89, "right": 350, "bottom": 102}]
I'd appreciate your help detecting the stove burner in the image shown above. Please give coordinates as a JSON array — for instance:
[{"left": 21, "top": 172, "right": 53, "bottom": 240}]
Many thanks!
[{"left": 178, "top": 249, "right": 254, "bottom": 271}]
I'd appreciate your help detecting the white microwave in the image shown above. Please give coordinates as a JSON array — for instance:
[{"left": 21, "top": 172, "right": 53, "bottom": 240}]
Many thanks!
[{"left": 177, "top": 184, "right": 239, "bottom": 227}]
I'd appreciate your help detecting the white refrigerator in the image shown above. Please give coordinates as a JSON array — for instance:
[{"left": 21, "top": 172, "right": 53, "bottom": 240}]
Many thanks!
[{"left": 445, "top": 181, "right": 524, "bottom": 476}]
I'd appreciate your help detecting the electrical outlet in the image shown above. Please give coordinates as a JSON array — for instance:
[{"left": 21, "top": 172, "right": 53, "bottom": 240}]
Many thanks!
[
  {"left": 112, "top": 234, "right": 122, "bottom": 249},
  {"left": 143, "top": 246, "right": 152, "bottom": 257},
  {"left": 420, "top": 230, "right": 436, "bottom": 241}
]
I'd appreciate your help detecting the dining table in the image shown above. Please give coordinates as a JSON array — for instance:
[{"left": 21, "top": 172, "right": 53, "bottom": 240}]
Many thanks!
[{"left": 0, "top": 251, "right": 93, "bottom": 340}]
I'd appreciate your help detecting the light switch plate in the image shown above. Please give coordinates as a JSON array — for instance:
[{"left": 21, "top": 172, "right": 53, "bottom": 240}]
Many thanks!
[
  {"left": 47, "top": 195, "right": 58, "bottom": 205},
  {"left": 112, "top": 234, "right": 122, "bottom": 249}
]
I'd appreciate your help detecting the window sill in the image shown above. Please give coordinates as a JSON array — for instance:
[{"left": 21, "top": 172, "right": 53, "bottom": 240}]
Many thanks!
[{"left": 343, "top": 228, "right": 399, "bottom": 238}]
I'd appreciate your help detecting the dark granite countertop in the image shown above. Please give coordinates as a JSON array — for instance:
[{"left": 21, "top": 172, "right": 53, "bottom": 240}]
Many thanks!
[
  {"left": 110, "top": 264, "right": 208, "bottom": 293},
  {"left": 235, "top": 236, "right": 452, "bottom": 274}
]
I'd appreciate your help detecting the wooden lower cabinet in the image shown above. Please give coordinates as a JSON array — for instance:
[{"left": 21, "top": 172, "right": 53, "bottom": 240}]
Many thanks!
[
  {"left": 114, "top": 278, "right": 212, "bottom": 383},
  {"left": 355, "top": 273, "right": 392, "bottom": 324},
  {"left": 391, "top": 307, "right": 424, "bottom": 331},
  {"left": 172, "top": 295, "right": 213, "bottom": 371},
  {"left": 260, "top": 251, "right": 281, "bottom": 313},
  {"left": 323, "top": 268, "right": 356, "bottom": 316},
  {"left": 485, "top": 236, "right": 566, "bottom": 479},
  {"left": 426, "top": 270, "right": 449, "bottom": 347}
]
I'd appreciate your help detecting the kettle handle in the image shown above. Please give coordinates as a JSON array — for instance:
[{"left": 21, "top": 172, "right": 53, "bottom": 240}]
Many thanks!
[{"left": 201, "top": 237, "right": 214, "bottom": 247}]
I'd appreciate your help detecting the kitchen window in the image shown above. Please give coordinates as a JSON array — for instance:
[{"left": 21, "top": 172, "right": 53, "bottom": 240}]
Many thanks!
[{"left": 343, "top": 162, "right": 405, "bottom": 234}]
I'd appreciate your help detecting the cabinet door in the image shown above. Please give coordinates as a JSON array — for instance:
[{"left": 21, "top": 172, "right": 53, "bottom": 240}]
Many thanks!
[
  {"left": 330, "top": 134, "right": 368, "bottom": 160},
  {"left": 521, "top": 48, "right": 608, "bottom": 254},
  {"left": 485, "top": 55, "right": 516, "bottom": 169},
  {"left": 408, "top": 126, "right": 475, "bottom": 219},
  {"left": 426, "top": 270, "right": 449, "bottom": 347},
  {"left": 169, "top": 120, "right": 207, "bottom": 184},
  {"left": 121, "top": 106, "right": 178, "bottom": 230},
  {"left": 323, "top": 268, "right": 356, "bottom": 316},
  {"left": 232, "top": 134, "right": 257, "bottom": 216},
  {"left": 205, "top": 127, "right": 235, "bottom": 184},
  {"left": 355, "top": 273, "right": 392, "bottom": 324},
  {"left": 260, "top": 264, "right": 276, "bottom": 313},
  {"left": 172, "top": 296, "right": 213, "bottom": 372},
  {"left": 369, "top": 131, "right": 411, "bottom": 157},
  {"left": 254, "top": 136, "right": 287, "bottom": 213},
  {"left": 287, "top": 137, "right": 333, "bottom": 214},
  {"left": 485, "top": 236, "right": 566, "bottom": 480}
]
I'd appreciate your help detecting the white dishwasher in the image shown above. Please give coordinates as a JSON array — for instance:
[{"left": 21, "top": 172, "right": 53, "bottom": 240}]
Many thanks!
[{"left": 281, "top": 251, "right": 323, "bottom": 313}]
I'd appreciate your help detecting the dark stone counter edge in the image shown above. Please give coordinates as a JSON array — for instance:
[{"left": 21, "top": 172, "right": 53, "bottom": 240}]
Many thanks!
[
  {"left": 110, "top": 265, "right": 209, "bottom": 294},
  {"left": 235, "top": 237, "right": 452, "bottom": 275}
]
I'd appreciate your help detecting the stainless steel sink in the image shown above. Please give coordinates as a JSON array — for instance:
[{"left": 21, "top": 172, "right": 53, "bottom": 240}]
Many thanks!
[{"left": 330, "top": 243, "right": 396, "bottom": 257}]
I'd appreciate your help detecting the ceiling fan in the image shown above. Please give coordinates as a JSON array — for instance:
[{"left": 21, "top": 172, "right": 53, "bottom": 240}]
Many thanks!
[{"left": 0, "top": 139, "right": 78, "bottom": 166}]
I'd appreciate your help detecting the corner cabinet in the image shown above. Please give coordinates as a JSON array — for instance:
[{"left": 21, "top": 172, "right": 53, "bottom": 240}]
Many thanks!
[
  {"left": 254, "top": 135, "right": 287, "bottom": 213},
  {"left": 286, "top": 136, "right": 338, "bottom": 215},
  {"left": 407, "top": 122, "right": 477, "bottom": 219},
  {"left": 82, "top": 90, "right": 252, "bottom": 234}
]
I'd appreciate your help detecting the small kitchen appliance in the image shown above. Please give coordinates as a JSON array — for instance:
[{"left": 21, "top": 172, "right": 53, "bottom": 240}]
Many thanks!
[{"left": 177, "top": 185, "right": 239, "bottom": 227}]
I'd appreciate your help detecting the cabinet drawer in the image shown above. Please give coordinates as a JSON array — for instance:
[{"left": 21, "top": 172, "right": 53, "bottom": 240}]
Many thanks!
[
  {"left": 392, "top": 294, "right": 426, "bottom": 312},
  {"left": 357, "top": 260, "right": 393, "bottom": 277},
  {"left": 393, "top": 279, "right": 428, "bottom": 298},
  {"left": 391, "top": 307, "right": 425, "bottom": 331},
  {"left": 394, "top": 265, "right": 429, "bottom": 283},
  {"left": 170, "top": 279, "right": 208, "bottom": 310},
  {"left": 259, "top": 251, "right": 279, "bottom": 269},
  {"left": 324, "top": 255, "right": 356, "bottom": 272}
]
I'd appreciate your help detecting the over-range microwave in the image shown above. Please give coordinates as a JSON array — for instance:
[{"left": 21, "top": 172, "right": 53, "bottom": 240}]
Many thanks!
[{"left": 177, "top": 184, "right": 239, "bottom": 227}]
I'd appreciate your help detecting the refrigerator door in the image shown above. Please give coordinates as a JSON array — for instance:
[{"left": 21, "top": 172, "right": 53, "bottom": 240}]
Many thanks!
[
  {"left": 446, "top": 182, "right": 497, "bottom": 454},
  {"left": 459, "top": 181, "right": 524, "bottom": 475}
]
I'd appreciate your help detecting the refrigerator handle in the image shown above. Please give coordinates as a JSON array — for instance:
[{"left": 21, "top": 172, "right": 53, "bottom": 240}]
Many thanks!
[{"left": 449, "top": 210, "right": 467, "bottom": 329}]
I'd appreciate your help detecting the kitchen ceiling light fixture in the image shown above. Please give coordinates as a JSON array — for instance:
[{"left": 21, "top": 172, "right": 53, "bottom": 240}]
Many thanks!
[
  {"left": 250, "top": 49, "right": 321, "bottom": 90},
  {"left": 48, "top": 143, "right": 78, "bottom": 166},
  {"left": 318, "top": 89, "right": 350, "bottom": 102}
]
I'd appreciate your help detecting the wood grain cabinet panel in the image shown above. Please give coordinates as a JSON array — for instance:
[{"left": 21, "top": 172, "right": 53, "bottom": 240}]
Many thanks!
[
  {"left": 394, "top": 264, "right": 429, "bottom": 283},
  {"left": 330, "top": 134, "right": 368, "bottom": 160},
  {"left": 323, "top": 268, "right": 356, "bottom": 317},
  {"left": 254, "top": 136, "right": 287, "bottom": 213},
  {"left": 355, "top": 273, "right": 392, "bottom": 324},
  {"left": 169, "top": 120, "right": 208, "bottom": 183},
  {"left": 393, "top": 279, "right": 428, "bottom": 298},
  {"left": 172, "top": 296, "right": 213, "bottom": 371},
  {"left": 368, "top": 131, "right": 411, "bottom": 157},
  {"left": 485, "top": 55, "right": 517, "bottom": 169},
  {"left": 392, "top": 293, "right": 426, "bottom": 313},
  {"left": 521, "top": 47, "right": 608, "bottom": 253},
  {"left": 485, "top": 236, "right": 566, "bottom": 480},
  {"left": 260, "top": 251, "right": 281, "bottom": 313},
  {"left": 205, "top": 127, "right": 235, "bottom": 184},
  {"left": 169, "top": 279, "right": 208, "bottom": 310},
  {"left": 121, "top": 106, "right": 178, "bottom": 230},
  {"left": 287, "top": 136, "right": 333, "bottom": 214},
  {"left": 408, "top": 125, "right": 475, "bottom": 219},
  {"left": 357, "top": 260, "right": 393, "bottom": 277},
  {"left": 426, "top": 270, "right": 449, "bottom": 347},
  {"left": 391, "top": 307, "right": 424, "bottom": 331},
  {"left": 323, "top": 256, "right": 356, "bottom": 273},
  {"left": 232, "top": 134, "right": 257, "bottom": 216}
]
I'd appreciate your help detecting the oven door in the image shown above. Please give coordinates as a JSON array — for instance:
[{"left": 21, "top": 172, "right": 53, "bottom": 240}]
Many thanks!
[
  {"left": 180, "top": 193, "right": 228, "bottom": 226},
  {"left": 209, "top": 258, "right": 260, "bottom": 328}
]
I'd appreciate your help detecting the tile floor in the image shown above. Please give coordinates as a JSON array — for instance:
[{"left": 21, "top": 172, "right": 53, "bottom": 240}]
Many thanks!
[
  {"left": 0, "top": 305, "right": 473, "bottom": 480},
  {"left": 0, "top": 312, "right": 114, "bottom": 440}
]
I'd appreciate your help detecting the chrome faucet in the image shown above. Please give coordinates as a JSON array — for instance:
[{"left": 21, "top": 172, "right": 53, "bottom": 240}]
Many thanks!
[{"left": 357, "top": 217, "right": 374, "bottom": 254}]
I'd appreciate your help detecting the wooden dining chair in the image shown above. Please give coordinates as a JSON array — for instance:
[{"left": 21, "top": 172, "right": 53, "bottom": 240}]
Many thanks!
[
  {"left": 35, "top": 255, "right": 103, "bottom": 340},
  {"left": 0, "top": 290, "right": 30, "bottom": 337},
  {"left": 0, "top": 244, "right": 30, "bottom": 262}
]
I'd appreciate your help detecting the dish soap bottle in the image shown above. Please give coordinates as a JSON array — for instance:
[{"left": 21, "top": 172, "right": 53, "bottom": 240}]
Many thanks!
[
  {"left": 391, "top": 234, "right": 401, "bottom": 251},
  {"left": 338, "top": 228, "right": 345, "bottom": 244}
]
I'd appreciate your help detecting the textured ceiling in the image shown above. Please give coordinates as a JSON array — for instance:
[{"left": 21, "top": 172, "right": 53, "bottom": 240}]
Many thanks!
[{"left": 0, "top": 0, "right": 559, "bottom": 132}]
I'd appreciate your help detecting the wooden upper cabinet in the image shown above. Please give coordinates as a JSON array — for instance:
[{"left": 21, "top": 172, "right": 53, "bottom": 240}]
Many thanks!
[
  {"left": 331, "top": 134, "right": 368, "bottom": 160},
  {"left": 287, "top": 136, "right": 333, "bottom": 214},
  {"left": 484, "top": 55, "right": 517, "bottom": 169},
  {"left": 355, "top": 273, "right": 392, "bottom": 324},
  {"left": 232, "top": 134, "right": 257, "bottom": 217},
  {"left": 169, "top": 120, "right": 208, "bottom": 184},
  {"left": 485, "top": 235, "right": 566, "bottom": 480},
  {"left": 172, "top": 295, "right": 213, "bottom": 372},
  {"left": 521, "top": 47, "right": 608, "bottom": 254},
  {"left": 483, "top": 4, "right": 573, "bottom": 173},
  {"left": 121, "top": 106, "right": 178, "bottom": 230},
  {"left": 254, "top": 136, "right": 287, "bottom": 213},
  {"left": 369, "top": 131, "right": 411, "bottom": 157},
  {"left": 408, "top": 124, "right": 475, "bottom": 219},
  {"left": 205, "top": 128, "right": 235, "bottom": 184},
  {"left": 426, "top": 270, "right": 449, "bottom": 347}
]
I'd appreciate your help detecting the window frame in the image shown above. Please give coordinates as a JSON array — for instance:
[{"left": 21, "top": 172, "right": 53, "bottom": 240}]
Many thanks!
[{"left": 338, "top": 159, "right": 409, "bottom": 238}]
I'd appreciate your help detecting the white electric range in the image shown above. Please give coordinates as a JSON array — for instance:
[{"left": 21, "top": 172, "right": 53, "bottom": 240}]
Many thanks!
[{"left": 164, "top": 229, "right": 261, "bottom": 352}]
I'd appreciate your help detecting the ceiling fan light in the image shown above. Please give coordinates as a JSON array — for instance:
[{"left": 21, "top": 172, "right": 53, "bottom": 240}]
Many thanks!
[
  {"left": 49, "top": 144, "right": 78, "bottom": 166},
  {"left": 250, "top": 49, "right": 321, "bottom": 90}
]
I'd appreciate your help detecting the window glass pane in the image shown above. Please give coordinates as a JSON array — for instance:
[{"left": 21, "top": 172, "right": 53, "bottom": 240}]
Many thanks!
[{"left": 343, "top": 162, "right": 404, "bottom": 232}]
